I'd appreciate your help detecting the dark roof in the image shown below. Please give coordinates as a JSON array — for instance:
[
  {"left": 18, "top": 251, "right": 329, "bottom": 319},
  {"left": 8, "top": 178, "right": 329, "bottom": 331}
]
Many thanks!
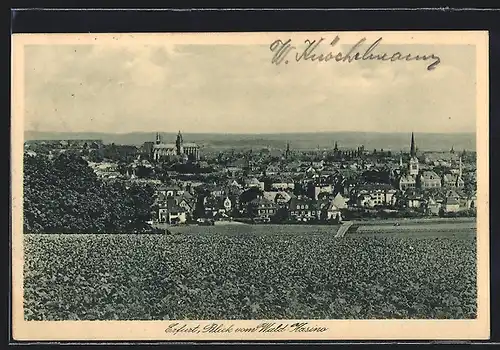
[
  {"left": 289, "top": 197, "right": 316, "bottom": 210},
  {"left": 250, "top": 197, "right": 276, "bottom": 207}
]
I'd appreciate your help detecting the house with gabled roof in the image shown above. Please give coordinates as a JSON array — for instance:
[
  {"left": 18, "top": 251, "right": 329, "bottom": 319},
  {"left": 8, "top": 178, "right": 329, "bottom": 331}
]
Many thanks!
[
  {"left": 263, "top": 191, "right": 293, "bottom": 207},
  {"left": 288, "top": 197, "right": 322, "bottom": 221},
  {"left": 270, "top": 178, "right": 295, "bottom": 191},
  {"left": 325, "top": 201, "right": 342, "bottom": 221},
  {"left": 331, "top": 192, "right": 349, "bottom": 209},
  {"left": 247, "top": 196, "right": 277, "bottom": 219},
  {"left": 352, "top": 183, "right": 397, "bottom": 208},
  {"left": 158, "top": 197, "right": 188, "bottom": 224}
]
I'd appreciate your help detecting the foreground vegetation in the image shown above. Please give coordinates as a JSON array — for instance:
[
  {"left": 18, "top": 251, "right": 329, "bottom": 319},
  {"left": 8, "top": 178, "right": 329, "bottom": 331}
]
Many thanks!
[
  {"left": 24, "top": 233, "right": 476, "bottom": 320},
  {"left": 23, "top": 154, "right": 157, "bottom": 233}
]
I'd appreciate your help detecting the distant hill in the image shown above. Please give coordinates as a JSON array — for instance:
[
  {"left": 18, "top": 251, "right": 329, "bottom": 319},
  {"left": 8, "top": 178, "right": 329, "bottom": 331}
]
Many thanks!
[{"left": 24, "top": 131, "right": 476, "bottom": 152}]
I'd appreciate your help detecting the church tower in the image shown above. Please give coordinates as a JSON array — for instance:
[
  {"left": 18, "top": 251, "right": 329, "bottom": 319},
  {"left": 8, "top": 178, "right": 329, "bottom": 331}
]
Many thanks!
[
  {"left": 409, "top": 132, "right": 419, "bottom": 176},
  {"left": 176, "top": 130, "right": 184, "bottom": 155},
  {"left": 410, "top": 132, "right": 416, "bottom": 158},
  {"left": 155, "top": 132, "right": 162, "bottom": 145},
  {"left": 455, "top": 156, "right": 464, "bottom": 188}
]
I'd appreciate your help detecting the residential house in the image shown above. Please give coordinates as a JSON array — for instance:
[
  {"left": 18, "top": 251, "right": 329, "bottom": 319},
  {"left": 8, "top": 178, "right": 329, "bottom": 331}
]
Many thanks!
[
  {"left": 317, "top": 191, "right": 334, "bottom": 201},
  {"left": 244, "top": 177, "right": 265, "bottom": 191},
  {"left": 177, "top": 195, "right": 196, "bottom": 215},
  {"left": 265, "top": 164, "right": 281, "bottom": 176},
  {"left": 353, "top": 184, "right": 397, "bottom": 208},
  {"left": 270, "top": 179, "right": 295, "bottom": 191},
  {"left": 158, "top": 197, "right": 188, "bottom": 224},
  {"left": 439, "top": 189, "right": 463, "bottom": 213},
  {"left": 203, "top": 196, "right": 232, "bottom": 218},
  {"left": 312, "top": 160, "right": 325, "bottom": 170},
  {"left": 426, "top": 197, "right": 442, "bottom": 215},
  {"left": 247, "top": 197, "right": 277, "bottom": 219},
  {"left": 442, "top": 157, "right": 465, "bottom": 189},
  {"left": 306, "top": 166, "right": 319, "bottom": 178},
  {"left": 288, "top": 197, "right": 321, "bottom": 221},
  {"left": 226, "top": 166, "right": 244, "bottom": 178},
  {"left": 419, "top": 171, "right": 442, "bottom": 189},
  {"left": 263, "top": 191, "right": 292, "bottom": 207},
  {"left": 331, "top": 192, "right": 349, "bottom": 209},
  {"left": 398, "top": 174, "right": 417, "bottom": 191},
  {"left": 284, "top": 161, "right": 302, "bottom": 172},
  {"left": 405, "top": 190, "right": 426, "bottom": 209},
  {"left": 309, "top": 183, "right": 333, "bottom": 200},
  {"left": 208, "top": 185, "right": 226, "bottom": 197},
  {"left": 325, "top": 201, "right": 342, "bottom": 221},
  {"left": 444, "top": 197, "right": 460, "bottom": 213},
  {"left": 442, "top": 173, "right": 465, "bottom": 189},
  {"left": 156, "top": 185, "right": 184, "bottom": 199},
  {"left": 228, "top": 179, "right": 243, "bottom": 189},
  {"left": 155, "top": 189, "right": 196, "bottom": 219}
]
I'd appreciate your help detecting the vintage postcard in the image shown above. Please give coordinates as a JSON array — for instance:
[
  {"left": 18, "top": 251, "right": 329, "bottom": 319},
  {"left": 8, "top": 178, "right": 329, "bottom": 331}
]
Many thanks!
[{"left": 11, "top": 31, "right": 489, "bottom": 341}]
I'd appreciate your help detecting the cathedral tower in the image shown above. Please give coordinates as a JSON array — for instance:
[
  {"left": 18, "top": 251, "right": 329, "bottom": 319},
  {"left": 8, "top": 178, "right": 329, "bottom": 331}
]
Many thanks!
[
  {"left": 155, "top": 132, "right": 162, "bottom": 145},
  {"left": 176, "top": 130, "right": 184, "bottom": 155}
]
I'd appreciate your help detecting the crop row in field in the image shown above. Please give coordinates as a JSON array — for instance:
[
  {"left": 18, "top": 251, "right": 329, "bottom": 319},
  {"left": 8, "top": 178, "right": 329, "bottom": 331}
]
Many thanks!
[
  {"left": 23, "top": 233, "right": 477, "bottom": 320},
  {"left": 356, "top": 222, "right": 476, "bottom": 233},
  {"left": 167, "top": 224, "right": 340, "bottom": 236}
]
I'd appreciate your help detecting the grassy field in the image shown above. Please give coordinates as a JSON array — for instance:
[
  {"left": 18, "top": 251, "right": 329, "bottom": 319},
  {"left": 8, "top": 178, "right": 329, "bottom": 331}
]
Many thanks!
[
  {"left": 166, "top": 224, "right": 341, "bottom": 236},
  {"left": 23, "top": 227, "right": 477, "bottom": 321},
  {"left": 352, "top": 221, "right": 476, "bottom": 237}
]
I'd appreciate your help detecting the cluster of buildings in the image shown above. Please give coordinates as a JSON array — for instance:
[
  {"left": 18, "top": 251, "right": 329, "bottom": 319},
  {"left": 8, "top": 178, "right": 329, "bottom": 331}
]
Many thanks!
[
  {"left": 25, "top": 131, "right": 477, "bottom": 226},
  {"left": 151, "top": 133, "right": 476, "bottom": 225},
  {"left": 395, "top": 133, "right": 464, "bottom": 191}
]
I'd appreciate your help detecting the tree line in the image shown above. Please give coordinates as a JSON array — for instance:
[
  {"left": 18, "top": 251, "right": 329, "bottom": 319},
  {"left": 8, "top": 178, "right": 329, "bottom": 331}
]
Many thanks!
[{"left": 23, "top": 153, "right": 158, "bottom": 233}]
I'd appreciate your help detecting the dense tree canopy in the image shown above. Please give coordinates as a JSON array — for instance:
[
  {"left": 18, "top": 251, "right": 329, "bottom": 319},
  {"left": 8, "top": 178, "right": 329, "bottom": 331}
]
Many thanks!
[{"left": 23, "top": 153, "right": 156, "bottom": 233}]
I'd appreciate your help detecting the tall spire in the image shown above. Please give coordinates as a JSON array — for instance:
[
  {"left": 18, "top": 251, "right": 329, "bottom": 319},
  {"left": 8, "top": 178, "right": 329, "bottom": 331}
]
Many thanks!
[
  {"left": 410, "top": 132, "right": 416, "bottom": 157},
  {"left": 155, "top": 132, "right": 161, "bottom": 144}
]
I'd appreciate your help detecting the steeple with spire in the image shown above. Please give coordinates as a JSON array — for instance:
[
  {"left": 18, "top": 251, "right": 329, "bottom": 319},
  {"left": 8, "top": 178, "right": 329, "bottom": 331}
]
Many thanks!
[
  {"left": 155, "top": 132, "right": 162, "bottom": 145},
  {"left": 408, "top": 132, "right": 419, "bottom": 176},
  {"left": 410, "top": 132, "right": 416, "bottom": 157}
]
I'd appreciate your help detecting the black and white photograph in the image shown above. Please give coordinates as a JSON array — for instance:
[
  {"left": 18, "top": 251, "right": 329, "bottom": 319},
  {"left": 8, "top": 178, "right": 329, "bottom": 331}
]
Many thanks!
[{"left": 11, "top": 31, "right": 489, "bottom": 341}]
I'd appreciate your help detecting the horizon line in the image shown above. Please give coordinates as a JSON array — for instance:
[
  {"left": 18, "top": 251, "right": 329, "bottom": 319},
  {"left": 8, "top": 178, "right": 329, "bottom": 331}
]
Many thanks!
[{"left": 24, "top": 130, "right": 477, "bottom": 135}]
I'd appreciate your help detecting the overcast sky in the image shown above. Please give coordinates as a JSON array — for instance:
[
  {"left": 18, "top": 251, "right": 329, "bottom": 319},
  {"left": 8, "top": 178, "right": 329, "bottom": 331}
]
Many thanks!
[{"left": 24, "top": 42, "right": 476, "bottom": 134}]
